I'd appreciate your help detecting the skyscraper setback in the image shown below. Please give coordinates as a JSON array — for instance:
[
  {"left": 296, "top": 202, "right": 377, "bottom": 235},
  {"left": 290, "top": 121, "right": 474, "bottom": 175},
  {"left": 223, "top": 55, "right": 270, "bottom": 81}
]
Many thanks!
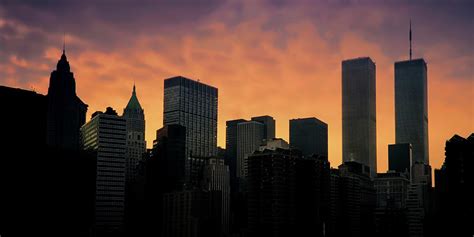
[
  {"left": 342, "top": 57, "right": 377, "bottom": 177},
  {"left": 163, "top": 76, "right": 218, "bottom": 157},
  {"left": 47, "top": 49, "right": 88, "bottom": 150}
]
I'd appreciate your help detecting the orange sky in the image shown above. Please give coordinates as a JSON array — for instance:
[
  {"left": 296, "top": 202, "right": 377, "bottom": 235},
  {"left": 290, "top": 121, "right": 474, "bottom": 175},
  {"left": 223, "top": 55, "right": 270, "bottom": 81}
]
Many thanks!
[{"left": 1, "top": 0, "right": 472, "bottom": 173}]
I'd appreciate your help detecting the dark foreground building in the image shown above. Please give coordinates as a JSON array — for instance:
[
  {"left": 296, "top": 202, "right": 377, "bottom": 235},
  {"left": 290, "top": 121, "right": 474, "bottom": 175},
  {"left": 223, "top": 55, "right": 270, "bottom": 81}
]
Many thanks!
[
  {"left": 246, "top": 140, "right": 330, "bottom": 237},
  {"left": 434, "top": 134, "right": 474, "bottom": 237},
  {"left": 0, "top": 51, "right": 95, "bottom": 237}
]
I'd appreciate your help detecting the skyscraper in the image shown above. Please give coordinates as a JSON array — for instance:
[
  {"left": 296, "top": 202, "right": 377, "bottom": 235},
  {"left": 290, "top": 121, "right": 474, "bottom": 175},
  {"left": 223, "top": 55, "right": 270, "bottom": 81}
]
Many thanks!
[
  {"left": 123, "top": 84, "right": 146, "bottom": 183},
  {"left": 47, "top": 49, "right": 88, "bottom": 150},
  {"left": 201, "top": 157, "right": 231, "bottom": 236},
  {"left": 395, "top": 59, "right": 429, "bottom": 165},
  {"left": 388, "top": 143, "right": 412, "bottom": 174},
  {"left": 342, "top": 57, "right": 377, "bottom": 177},
  {"left": 163, "top": 76, "right": 218, "bottom": 158},
  {"left": 225, "top": 119, "right": 247, "bottom": 184},
  {"left": 81, "top": 107, "right": 127, "bottom": 233},
  {"left": 251, "top": 115, "right": 276, "bottom": 140},
  {"left": 236, "top": 121, "right": 264, "bottom": 178},
  {"left": 289, "top": 117, "right": 328, "bottom": 157}
]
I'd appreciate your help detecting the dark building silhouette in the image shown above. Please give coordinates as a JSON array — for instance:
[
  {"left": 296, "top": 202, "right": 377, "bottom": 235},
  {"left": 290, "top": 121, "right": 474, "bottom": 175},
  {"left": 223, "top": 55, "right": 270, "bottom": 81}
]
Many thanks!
[
  {"left": 328, "top": 162, "right": 376, "bottom": 237},
  {"left": 250, "top": 115, "right": 276, "bottom": 140},
  {"left": 374, "top": 172, "right": 409, "bottom": 237},
  {"left": 1, "top": 61, "right": 95, "bottom": 236},
  {"left": 185, "top": 156, "right": 231, "bottom": 237},
  {"left": 395, "top": 59, "right": 429, "bottom": 166},
  {"left": 225, "top": 116, "right": 276, "bottom": 235},
  {"left": 246, "top": 142, "right": 299, "bottom": 237},
  {"left": 81, "top": 107, "right": 127, "bottom": 234},
  {"left": 289, "top": 117, "right": 328, "bottom": 157},
  {"left": 153, "top": 124, "right": 187, "bottom": 192},
  {"left": 125, "top": 124, "right": 187, "bottom": 237},
  {"left": 294, "top": 154, "right": 330, "bottom": 237},
  {"left": 342, "top": 57, "right": 377, "bottom": 177},
  {"left": 47, "top": 49, "right": 87, "bottom": 150},
  {"left": 246, "top": 139, "right": 330, "bottom": 237},
  {"left": 434, "top": 134, "right": 473, "bottom": 237},
  {"left": 162, "top": 190, "right": 211, "bottom": 237},
  {"left": 388, "top": 143, "right": 412, "bottom": 174},
  {"left": 0, "top": 86, "right": 48, "bottom": 146}
]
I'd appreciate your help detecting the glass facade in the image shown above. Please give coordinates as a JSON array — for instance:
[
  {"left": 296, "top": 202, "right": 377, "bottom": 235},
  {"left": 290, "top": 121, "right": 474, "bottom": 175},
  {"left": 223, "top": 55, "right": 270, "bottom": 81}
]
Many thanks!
[
  {"left": 289, "top": 117, "right": 328, "bottom": 157},
  {"left": 395, "top": 59, "right": 429, "bottom": 165},
  {"left": 342, "top": 57, "right": 377, "bottom": 177},
  {"left": 163, "top": 76, "right": 218, "bottom": 158}
]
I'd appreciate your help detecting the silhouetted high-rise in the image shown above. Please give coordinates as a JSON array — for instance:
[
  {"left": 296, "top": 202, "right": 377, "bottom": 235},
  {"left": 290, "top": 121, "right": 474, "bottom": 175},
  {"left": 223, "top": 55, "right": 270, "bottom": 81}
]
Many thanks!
[
  {"left": 434, "top": 134, "right": 473, "bottom": 237},
  {"left": 342, "top": 57, "right": 377, "bottom": 177},
  {"left": 251, "top": 115, "right": 276, "bottom": 140},
  {"left": 290, "top": 117, "right": 328, "bottom": 157},
  {"left": 163, "top": 76, "right": 218, "bottom": 158},
  {"left": 123, "top": 84, "right": 146, "bottom": 183},
  {"left": 388, "top": 143, "right": 412, "bottom": 174},
  {"left": 81, "top": 107, "right": 127, "bottom": 234},
  {"left": 395, "top": 59, "right": 429, "bottom": 165},
  {"left": 47, "top": 49, "right": 87, "bottom": 150}
]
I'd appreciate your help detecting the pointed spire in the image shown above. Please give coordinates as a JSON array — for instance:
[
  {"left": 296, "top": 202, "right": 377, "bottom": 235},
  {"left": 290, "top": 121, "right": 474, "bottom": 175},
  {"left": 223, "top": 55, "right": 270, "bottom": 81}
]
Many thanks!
[
  {"left": 124, "top": 82, "right": 143, "bottom": 112},
  {"left": 409, "top": 20, "right": 412, "bottom": 60}
]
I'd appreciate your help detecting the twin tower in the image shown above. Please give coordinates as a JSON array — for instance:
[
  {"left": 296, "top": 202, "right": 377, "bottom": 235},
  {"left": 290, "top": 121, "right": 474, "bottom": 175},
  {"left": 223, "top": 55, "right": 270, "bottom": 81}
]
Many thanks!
[{"left": 341, "top": 56, "right": 429, "bottom": 178}]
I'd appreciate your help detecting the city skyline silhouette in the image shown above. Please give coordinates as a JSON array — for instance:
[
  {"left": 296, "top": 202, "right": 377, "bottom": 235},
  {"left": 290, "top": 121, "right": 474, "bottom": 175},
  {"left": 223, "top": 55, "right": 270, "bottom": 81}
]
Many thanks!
[{"left": 0, "top": 1, "right": 472, "bottom": 237}]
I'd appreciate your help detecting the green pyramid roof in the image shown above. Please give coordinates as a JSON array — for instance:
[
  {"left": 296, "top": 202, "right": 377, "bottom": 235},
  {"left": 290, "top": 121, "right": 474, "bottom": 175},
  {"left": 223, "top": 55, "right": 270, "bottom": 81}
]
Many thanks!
[{"left": 125, "top": 84, "right": 143, "bottom": 111}]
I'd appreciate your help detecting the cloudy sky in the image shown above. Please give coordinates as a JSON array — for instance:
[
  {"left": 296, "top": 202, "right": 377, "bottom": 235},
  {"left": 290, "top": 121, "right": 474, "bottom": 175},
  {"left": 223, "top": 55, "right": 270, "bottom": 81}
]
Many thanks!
[{"left": 1, "top": 0, "right": 472, "bottom": 172}]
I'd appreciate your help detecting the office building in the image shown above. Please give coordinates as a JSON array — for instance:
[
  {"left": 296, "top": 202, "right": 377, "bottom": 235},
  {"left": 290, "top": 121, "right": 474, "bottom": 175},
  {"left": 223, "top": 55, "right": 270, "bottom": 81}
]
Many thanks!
[
  {"left": 123, "top": 84, "right": 146, "bottom": 183},
  {"left": 290, "top": 117, "right": 328, "bottom": 157},
  {"left": 250, "top": 115, "right": 276, "bottom": 140},
  {"left": 163, "top": 76, "right": 218, "bottom": 158},
  {"left": 388, "top": 143, "right": 412, "bottom": 174},
  {"left": 395, "top": 59, "right": 429, "bottom": 165},
  {"left": 81, "top": 107, "right": 127, "bottom": 233},
  {"left": 47, "top": 49, "right": 87, "bottom": 150},
  {"left": 342, "top": 57, "right": 377, "bottom": 177}
]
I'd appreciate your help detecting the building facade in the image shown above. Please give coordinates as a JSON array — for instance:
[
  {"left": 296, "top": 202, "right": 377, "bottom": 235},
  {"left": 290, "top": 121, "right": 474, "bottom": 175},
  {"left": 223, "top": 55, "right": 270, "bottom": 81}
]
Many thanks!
[
  {"left": 81, "top": 107, "right": 127, "bottom": 233},
  {"left": 388, "top": 143, "right": 412, "bottom": 174},
  {"left": 289, "top": 117, "right": 328, "bottom": 157},
  {"left": 163, "top": 76, "right": 218, "bottom": 158},
  {"left": 395, "top": 59, "right": 429, "bottom": 165},
  {"left": 123, "top": 84, "right": 146, "bottom": 183},
  {"left": 342, "top": 57, "right": 377, "bottom": 177},
  {"left": 250, "top": 115, "right": 276, "bottom": 140},
  {"left": 236, "top": 121, "right": 264, "bottom": 178}
]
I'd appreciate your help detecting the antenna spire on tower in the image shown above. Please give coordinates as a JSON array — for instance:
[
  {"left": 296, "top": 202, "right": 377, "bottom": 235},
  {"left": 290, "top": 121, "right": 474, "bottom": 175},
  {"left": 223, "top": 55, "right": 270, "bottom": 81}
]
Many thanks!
[
  {"left": 63, "top": 32, "right": 66, "bottom": 55},
  {"left": 409, "top": 20, "right": 412, "bottom": 60}
]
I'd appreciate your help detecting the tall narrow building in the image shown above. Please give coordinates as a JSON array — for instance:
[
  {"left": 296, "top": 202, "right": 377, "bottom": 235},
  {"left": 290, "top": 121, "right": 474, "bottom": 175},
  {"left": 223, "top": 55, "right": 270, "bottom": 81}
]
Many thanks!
[
  {"left": 47, "top": 48, "right": 87, "bottom": 150},
  {"left": 342, "top": 57, "right": 377, "bottom": 177},
  {"left": 290, "top": 117, "right": 328, "bottom": 158},
  {"left": 236, "top": 121, "right": 264, "bottom": 178},
  {"left": 81, "top": 107, "right": 127, "bottom": 234},
  {"left": 163, "top": 76, "right": 218, "bottom": 158},
  {"left": 123, "top": 84, "right": 146, "bottom": 183},
  {"left": 395, "top": 59, "right": 429, "bottom": 165}
]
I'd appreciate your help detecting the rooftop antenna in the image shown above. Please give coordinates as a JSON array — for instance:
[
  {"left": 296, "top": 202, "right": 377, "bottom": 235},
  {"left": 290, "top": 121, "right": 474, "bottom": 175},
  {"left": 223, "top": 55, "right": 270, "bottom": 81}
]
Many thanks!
[
  {"left": 409, "top": 20, "right": 412, "bottom": 60},
  {"left": 62, "top": 32, "right": 66, "bottom": 54}
]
